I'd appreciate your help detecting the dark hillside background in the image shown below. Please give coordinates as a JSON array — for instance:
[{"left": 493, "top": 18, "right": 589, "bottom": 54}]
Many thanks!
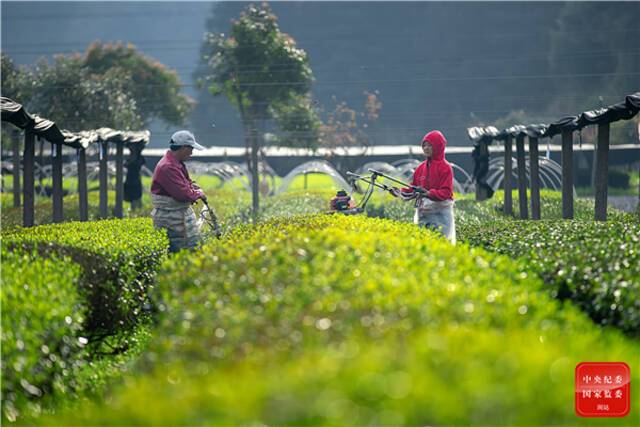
[{"left": 3, "top": 1, "right": 639, "bottom": 147}]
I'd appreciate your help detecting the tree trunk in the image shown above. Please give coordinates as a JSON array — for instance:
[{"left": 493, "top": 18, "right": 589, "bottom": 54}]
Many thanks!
[{"left": 250, "top": 118, "right": 260, "bottom": 225}]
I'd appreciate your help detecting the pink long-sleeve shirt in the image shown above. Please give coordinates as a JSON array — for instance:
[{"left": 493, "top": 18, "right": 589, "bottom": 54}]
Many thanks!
[{"left": 151, "top": 150, "right": 204, "bottom": 203}]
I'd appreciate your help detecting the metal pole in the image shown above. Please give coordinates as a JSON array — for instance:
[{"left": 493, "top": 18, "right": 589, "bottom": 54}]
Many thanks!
[
  {"left": 594, "top": 122, "right": 610, "bottom": 221},
  {"left": 561, "top": 130, "right": 574, "bottom": 219},
  {"left": 503, "top": 136, "right": 513, "bottom": 216},
  {"left": 12, "top": 133, "right": 20, "bottom": 207},
  {"left": 516, "top": 135, "right": 528, "bottom": 219},
  {"left": 99, "top": 141, "right": 109, "bottom": 218},
  {"left": 23, "top": 131, "right": 35, "bottom": 227},
  {"left": 529, "top": 137, "right": 541, "bottom": 220},
  {"left": 77, "top": 148, "right": 89, "bottom": 221},
  {"left": 114, "top": 143, "right": 124, "bottom": 218},
  {"left": 52, "top": 142, "right": 64, "bottom": 222}
]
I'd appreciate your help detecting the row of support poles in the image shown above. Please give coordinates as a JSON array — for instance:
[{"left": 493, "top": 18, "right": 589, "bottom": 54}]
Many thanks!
[
  {"left": 503, "top": 136, "right": 513, "bottom": 215},
  {"left": 515, "top": 135, "right": 528, "bottom": 219},
  {"left": 529, "top": 137, "right": 541, "bottom": 220},
  {"left": 13, "top": 134, "right": 20, "bottom": 207},
  {"left": 561, "top": 130, "right": 574, "bottom": 219},
  {"left": 18, "top": 138, "right": 126, "bottom": 226},
  {"left": 52, "top": 142, "right": 64, "bottom": 222}
]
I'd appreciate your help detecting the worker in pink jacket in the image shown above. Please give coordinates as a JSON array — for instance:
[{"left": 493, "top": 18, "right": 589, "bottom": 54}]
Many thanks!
[
  {"left": 151, "top": 130, "right": 208, "bottom": 252},
  {"left": 392, "top": 130, "right": 456, "bottom": 243}
]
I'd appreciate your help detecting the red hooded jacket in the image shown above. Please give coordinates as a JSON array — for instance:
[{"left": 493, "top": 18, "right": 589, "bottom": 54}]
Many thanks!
[{"left": 403, "top": 130, "right": 454, "bottom": 201}]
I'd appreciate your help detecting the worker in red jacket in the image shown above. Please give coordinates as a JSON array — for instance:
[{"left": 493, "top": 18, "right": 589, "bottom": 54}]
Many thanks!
[{"left": 391, "top": 130, "right": 456, "bottom": 243}]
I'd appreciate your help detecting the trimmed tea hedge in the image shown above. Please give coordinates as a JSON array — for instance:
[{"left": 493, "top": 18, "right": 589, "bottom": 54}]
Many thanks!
[
  {"left": 367, "top": 190, "right": 630, "bottom": 225},
  {"left": 1, "top": 218, "right": 168, "bottom": 421},
  {"left": 458, "top": 217, "right": 640, "bottom": 335},
  {"left": 3, "top": 219, "right": 168, "bottom": 340},
  {"left": 1, "top": 250, "right": 84, "bottom": 422},
  {"left": 44, "top": 215, "right": 639, "bottom": 426}
]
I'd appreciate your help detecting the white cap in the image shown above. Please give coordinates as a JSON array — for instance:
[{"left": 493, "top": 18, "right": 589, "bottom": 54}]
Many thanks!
[{"left": 170, "top": 130, "right": 205, "bottom": 150}]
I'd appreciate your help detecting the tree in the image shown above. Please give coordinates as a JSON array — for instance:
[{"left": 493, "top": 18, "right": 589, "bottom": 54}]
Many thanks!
[
  {"left": 25, "top": 54, "right": 142, "bottom": 131},
  {"left": 202, "top": 2, "right": 316, "bottom": 222},
  {"left": 83, "top": 42, "right": 193, "bottom": 128},
  {"left": 1, "top": 53, "right": 29, "bottom": 102},
  {"left": 2, "top": 43, "right": 192, "bottom": 132},
  {"left": 320, "top": 90, "right": 383, "bottom": 156},
  {"left": 269, "top": 94, "right": 322, "bottom": 148}
]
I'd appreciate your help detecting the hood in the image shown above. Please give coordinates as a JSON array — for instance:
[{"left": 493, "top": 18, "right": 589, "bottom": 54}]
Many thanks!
[{"left": 422, "top": 130, "right": 447, "bottom": 161}]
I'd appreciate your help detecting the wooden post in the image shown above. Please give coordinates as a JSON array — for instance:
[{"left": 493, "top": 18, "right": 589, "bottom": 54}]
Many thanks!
[
  {"left": 561, "top": 130, "right": 574, "bottom": 219},
  {"left": 12, "top": 134, "right": 20, "bottom": 207},
  {"left": 529, "top": 137, "right": 541, "bottom": 220},
  {"left": 475, "top": 142, "right": 490, "bottom": 201},
  {"left": 38, "top": 138, "right": 44, "bottom": 193},
  {"left": 114, "top": 143, "right": 124, "bottom": 218},
  {"left": 52, "top": 142, "right": 64, "bottom": 222},
  {"left": 594, "top": 122, "right": 610, "bottom": 221},
  {"left": 503, "top": 136, "right": 513, "bottom": 216},
  {"left": 515, "top": 135, "right": 528, "bottom": 219},
  {"left": 23, "top": 131, "right": 35, "bottom": 227},
  {"left": 77, "top": 148, "right": 89, "bottom": 221},
  {"left": 99, "top": 141, "right": 109, "bottom": 218}
]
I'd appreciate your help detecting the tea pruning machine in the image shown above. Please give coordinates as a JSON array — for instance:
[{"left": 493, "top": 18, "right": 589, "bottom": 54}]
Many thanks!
[{"left": 329, "top": 168, "right": 427, "bottom": 215}]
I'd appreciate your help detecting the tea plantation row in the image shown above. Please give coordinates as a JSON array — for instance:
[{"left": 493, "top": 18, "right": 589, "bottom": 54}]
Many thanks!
[
  {"left": 1, "top": 219, "right": 168, "bottom": 421},
  {"left": 43, "top": 214, "right": 639, "bottom": 426},
  {"left": 369, "top": 190, "right": 640, "bottom": 336}
]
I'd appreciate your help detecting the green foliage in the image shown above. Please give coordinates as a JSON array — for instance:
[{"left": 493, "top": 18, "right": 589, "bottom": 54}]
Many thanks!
[
  {"left": 1, "top": 250, "right": 84, "bottom": 422},
  {"left": 21, "top": 53, "right": 142, "bottom": 130},
  {"left": 2, "top": 42, "right": 192, "bottom": 131},
  {"left": 1, "top": 218, "right": 168, "bottom": 422},
  {"left": 457, "top": 217, "right": 640, "bottom": 335},
  {"left": 269, "top": 93, "right": 322, "bottom": 148},
  {"left": 608, "top": 169, "right": 631, "bottom": 189},
  {"left": 203, "top": 2, "right": 317, "bottom": 151},
  {"left": 204, "top": 3, "right": 313, "bottom": 111},
  {"left": 1, "top": 53, "right": 28, "bottom": 101},
  {"left": 2, "top": 219, "right": 169, "bottom": 342},
  {"left": 83, "top": 42, "right": 193, "bottom": 127},
  {"left": 42, "top": 214, "right": 638, "bottom": 426}
]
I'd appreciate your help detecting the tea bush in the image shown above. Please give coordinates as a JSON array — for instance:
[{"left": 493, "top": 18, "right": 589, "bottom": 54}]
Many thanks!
[
  {"left": 457, "top": 217, "right": 640, "bottom": 335},
  {"left": 2, "top": 218, "right": 168, "bottom": 342},
  {"left": 1, "top": 250, "right": 84, "bottom": 422},
  {"left": 1, "top": 218, "right": 168, "bottom": 421},
  {"left": 44, "top": 215, "right": 639, "bottom": 426}
]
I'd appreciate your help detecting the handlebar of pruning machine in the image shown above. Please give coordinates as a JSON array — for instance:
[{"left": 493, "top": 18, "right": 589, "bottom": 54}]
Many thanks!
[
  {"left": 346, "top": 171, "right": 395, "bottom": 193},
  {"left": 367, "top": 169, "right": 428, "bottom": 194}
]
